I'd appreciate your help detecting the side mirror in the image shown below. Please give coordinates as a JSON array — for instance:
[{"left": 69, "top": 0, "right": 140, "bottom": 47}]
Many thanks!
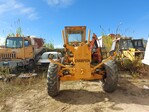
[{"left": 48, "top": 54, "right": 54, "bottom": 59}]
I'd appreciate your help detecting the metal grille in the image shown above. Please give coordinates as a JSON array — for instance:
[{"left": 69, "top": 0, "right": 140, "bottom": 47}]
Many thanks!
[{"left": 0, "top": 53, "right": 16, "bottom": 59}]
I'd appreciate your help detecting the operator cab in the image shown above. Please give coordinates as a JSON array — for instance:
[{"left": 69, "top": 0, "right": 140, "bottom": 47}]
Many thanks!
[
  {"left": 132, "top": 39, "right": 147, "bottom": 51},
  {"left": 119, "top": 38, "right": 134, "bottom": 50},
  {"left": 64, "top": 26, "right": 86, "bottom": 46}
]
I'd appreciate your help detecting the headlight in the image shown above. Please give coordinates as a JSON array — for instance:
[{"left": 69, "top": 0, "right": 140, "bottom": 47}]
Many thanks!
[
  {"left": 17, "top": 62, "right": 23, "bottom": 66},
  {"left": 3, "top": 62, "right": 9, "bottom": 66}
]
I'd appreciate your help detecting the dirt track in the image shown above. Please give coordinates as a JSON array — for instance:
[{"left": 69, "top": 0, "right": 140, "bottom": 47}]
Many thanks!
[{"left": 1, "top": 75, "right": 149, "bottom": 112}]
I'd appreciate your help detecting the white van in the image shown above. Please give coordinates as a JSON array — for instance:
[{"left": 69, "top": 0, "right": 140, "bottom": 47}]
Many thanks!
[
  {"left": 37, "top": 52, "right": 62, "bottom": 66},
  {"left": 142, "top": 38, "right": 149, "bottom": 65}
]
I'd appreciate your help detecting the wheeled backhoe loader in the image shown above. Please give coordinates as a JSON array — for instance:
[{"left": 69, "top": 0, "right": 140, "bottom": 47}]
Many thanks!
[
  {"left": 115, "top": 37, "right": 136, "bottom": 62},
  {"left": 113, "top": 37, "right": 145, "bottom": 69},
  {"left": 47, "top": 26, "right": 118, "bottom": 97}
]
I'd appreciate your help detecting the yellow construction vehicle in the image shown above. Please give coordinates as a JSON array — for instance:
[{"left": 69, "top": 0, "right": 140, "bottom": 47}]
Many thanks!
[
  {"left": 114, "top": 37, "right": 135, "bottom": 61},
  {"left": 111, "top": 37, "right": 145, "bottom": 69},
  {"left": 132, "top": 39, "right": 147, "bottom": 51},
  {"left": 0, "top": 35, "right": 45, "bottom": 73},
  {"left": 47, "top": 26, "right": 118, "bottom": 97}
]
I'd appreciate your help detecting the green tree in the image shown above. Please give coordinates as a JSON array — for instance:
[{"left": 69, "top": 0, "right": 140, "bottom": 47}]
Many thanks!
[
  {"left": 44, "top": 41, "right": 54, "bottom": 49},
  {"left": 8, "top": 33, "right": 15, "bottom": 37},
  {"left": 16, "top": 27, "right": 22, "bottom": 36},
  {"left": 8, "top": 19, "right": 23, "bottom": 37},
  {"left": 102, "top": 35, "right": 113, "bottom": 52}
]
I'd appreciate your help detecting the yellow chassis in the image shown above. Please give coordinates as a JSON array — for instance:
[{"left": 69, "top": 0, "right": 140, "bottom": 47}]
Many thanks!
[{"left": 49, "top": 54, "right": 115, "bottom": 81}]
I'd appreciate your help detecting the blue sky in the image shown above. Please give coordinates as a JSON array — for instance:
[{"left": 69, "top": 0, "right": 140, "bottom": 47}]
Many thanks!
[{"left": 0, "top": 0, "right": 149, "bottom": 47}]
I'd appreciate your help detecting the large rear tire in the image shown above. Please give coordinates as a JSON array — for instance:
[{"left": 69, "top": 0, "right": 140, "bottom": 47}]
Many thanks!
[
  {"left": 47, "top": 63, "right": 60, "bottom": 97},
  {"left": 102, "top": 60, "right": 118, "bottom": 93}
]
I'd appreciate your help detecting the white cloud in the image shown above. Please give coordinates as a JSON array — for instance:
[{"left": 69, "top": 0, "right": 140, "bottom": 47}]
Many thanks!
[
  {"left": 0, "top": 37, "right": 6, "bottom": 45},
  {"left": 28, "top": 13, "right": 38, "bottom": 20},
  {"left": 20, "top": 7, "right": 34, "bottom": 14},
  {"left": 0, "top": 0, "right": 38, "bottom": 20},
  {"left": 46, "top": 0, "right": 73, "bottom": 8}
]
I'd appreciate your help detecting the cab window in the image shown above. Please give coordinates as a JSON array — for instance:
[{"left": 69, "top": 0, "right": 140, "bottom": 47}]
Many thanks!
[{"left": 24, "top": 40, "right": 30, "bottom": 47}]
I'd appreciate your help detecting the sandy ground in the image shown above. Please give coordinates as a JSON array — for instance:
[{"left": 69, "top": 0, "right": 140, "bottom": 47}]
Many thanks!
[{"left": 0, "top": 74, "right": 149, "bottom": 112}]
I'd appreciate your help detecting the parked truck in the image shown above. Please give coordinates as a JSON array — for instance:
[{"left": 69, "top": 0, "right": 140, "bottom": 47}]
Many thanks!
[{"left": 0, "top": 35, "right": 45, "bottom": 73}]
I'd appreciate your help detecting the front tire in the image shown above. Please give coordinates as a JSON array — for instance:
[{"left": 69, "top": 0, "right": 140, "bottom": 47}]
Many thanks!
[
  {"left": 102, "top": 60, "right": 118, "bottom": 93},
  {"left": 47, "top": 63, "right": 60, "bottom": 97},
  {"left": 28, "top": 60, "right": 35, "bottom": 72}
]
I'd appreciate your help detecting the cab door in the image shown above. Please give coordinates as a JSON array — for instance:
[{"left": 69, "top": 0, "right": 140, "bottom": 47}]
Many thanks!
[{"left": 24, "top": 39, "right": 34, "bottom": 59}]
